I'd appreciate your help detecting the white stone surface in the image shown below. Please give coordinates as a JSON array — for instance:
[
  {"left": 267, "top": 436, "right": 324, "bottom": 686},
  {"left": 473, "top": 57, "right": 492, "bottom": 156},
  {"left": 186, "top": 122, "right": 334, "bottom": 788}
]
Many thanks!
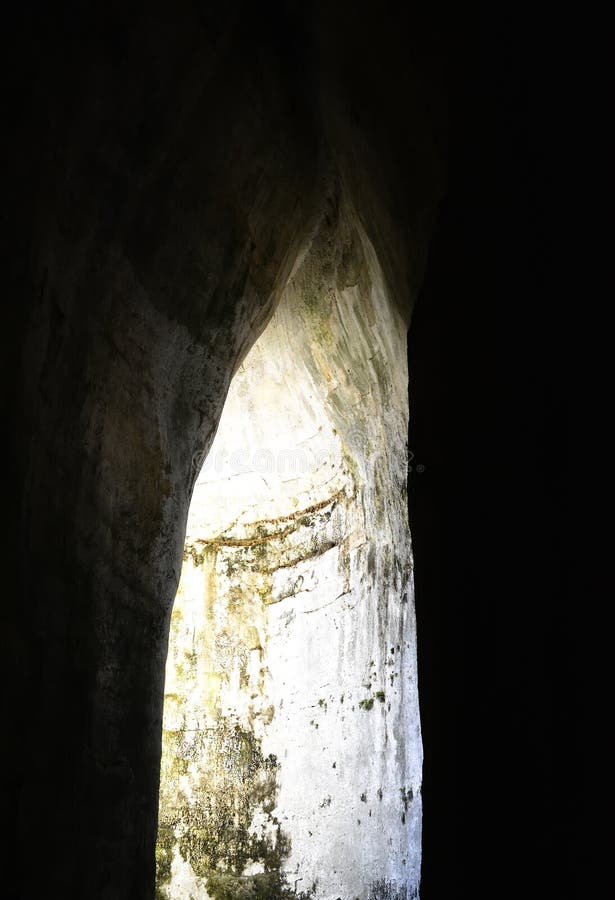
[{"left": 157, "top": 220, "right": 421, "bottom": 900}]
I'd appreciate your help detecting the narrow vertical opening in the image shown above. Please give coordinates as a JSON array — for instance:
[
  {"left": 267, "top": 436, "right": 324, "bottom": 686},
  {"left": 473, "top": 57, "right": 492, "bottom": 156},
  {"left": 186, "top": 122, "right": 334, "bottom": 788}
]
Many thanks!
[{"left": 156, "top": 207, "right": 421, "bottom": 900}]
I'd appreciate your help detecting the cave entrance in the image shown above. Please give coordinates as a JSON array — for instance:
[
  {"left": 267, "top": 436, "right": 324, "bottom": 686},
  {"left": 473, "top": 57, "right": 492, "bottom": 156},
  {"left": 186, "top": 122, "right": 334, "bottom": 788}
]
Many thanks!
[{"left": 156, "top": 210, "right": 422, "bottom": 900}]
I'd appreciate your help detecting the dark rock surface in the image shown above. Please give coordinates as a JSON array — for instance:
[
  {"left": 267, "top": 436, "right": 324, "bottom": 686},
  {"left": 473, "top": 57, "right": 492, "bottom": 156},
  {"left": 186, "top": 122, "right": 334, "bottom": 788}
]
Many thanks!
[{"left": 1, "top": 3, "right": 568, "bottom": 899}]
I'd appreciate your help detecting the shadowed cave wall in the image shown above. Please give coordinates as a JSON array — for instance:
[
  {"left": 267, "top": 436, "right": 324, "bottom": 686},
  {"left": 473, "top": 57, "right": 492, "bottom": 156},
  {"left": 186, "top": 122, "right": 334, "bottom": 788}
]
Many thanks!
[{"left": 2, "top": 3, "right": 569, "bottom": 900}]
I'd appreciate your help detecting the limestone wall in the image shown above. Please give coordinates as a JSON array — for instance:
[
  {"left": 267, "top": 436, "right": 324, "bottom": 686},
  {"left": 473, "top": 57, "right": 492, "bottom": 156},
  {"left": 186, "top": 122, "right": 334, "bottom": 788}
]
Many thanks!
[{"left": 157, "top": 208, "right": 421, "bottom": 900}]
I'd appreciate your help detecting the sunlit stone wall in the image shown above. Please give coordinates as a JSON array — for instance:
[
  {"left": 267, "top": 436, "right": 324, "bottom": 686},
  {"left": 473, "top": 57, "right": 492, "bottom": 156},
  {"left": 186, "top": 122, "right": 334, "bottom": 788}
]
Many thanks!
[{"left": 156, "top": 207, "right": 421, "bottom": 900}]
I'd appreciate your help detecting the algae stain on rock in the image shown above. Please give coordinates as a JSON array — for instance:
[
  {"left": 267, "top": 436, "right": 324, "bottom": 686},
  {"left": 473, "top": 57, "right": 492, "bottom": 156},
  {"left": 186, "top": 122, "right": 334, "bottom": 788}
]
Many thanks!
[{"left": 157, "top": 510, "right": 324, "bottom": 899}]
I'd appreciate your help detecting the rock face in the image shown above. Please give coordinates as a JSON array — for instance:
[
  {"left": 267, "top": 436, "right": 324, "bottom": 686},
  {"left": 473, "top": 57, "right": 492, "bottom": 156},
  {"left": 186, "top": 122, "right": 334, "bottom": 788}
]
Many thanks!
[
  {"left": 2, "top": 7, "right": 566, "bottom": 900},
  {"left": 2, "top": 5, "right": 446, "bottom": 898},
  {"left": 157, "top": 205, "right": 421, "bottom": 900}
]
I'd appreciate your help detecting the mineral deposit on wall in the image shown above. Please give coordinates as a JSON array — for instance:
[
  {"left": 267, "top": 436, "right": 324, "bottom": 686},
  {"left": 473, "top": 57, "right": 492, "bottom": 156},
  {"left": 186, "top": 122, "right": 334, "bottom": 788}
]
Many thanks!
[{"left": 156, "top": 209, "right": 422, "bottom": 900}]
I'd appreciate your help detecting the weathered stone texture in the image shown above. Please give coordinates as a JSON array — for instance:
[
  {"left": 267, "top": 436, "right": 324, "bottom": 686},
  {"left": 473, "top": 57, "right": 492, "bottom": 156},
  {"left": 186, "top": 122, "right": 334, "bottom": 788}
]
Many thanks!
[
  {"left": 157, "top": 204, "right": 421, "bottom": 899},
  {"left": 1, "top": 5, "right": 444, "bottom": 897}
]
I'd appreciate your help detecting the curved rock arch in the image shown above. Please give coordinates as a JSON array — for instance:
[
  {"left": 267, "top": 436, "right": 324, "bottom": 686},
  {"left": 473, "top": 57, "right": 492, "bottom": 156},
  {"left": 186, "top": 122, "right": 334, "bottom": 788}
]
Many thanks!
[{"left": 3, "top": 4, "right": 447, "bottom": 898}]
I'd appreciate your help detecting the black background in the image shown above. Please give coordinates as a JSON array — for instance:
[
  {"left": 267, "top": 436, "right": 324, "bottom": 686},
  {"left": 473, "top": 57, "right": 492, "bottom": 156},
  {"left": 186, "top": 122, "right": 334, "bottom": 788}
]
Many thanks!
[{"left": 409, "top": 5, "right": 573, "bottom": 898}]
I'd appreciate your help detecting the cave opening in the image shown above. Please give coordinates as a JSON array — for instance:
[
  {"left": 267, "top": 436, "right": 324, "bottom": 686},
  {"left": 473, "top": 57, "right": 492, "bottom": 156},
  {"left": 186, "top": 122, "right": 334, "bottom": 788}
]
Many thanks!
[{"left": 155, "top": 207, "right": 422, "bottom": 900}]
